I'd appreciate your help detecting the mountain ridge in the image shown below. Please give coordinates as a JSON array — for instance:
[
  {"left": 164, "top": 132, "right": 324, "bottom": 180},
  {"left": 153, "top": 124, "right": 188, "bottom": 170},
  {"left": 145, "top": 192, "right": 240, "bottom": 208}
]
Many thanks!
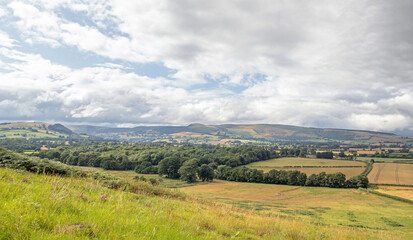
[{"left": 66, "top": 122, "right": 413, "bottom": 145}]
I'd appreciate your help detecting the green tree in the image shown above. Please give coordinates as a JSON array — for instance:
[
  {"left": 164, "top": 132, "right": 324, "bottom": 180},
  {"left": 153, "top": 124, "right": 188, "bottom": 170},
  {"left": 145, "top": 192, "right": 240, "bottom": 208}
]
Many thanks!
[
  {"left": 198, "top": 164, "right": 214, "bottom": 182},
  {"left": 178, "top": 158, "right": 199, "bottom": 183},
  {"left": 158, "top": 157, "right": 181, "bottom": 179}
]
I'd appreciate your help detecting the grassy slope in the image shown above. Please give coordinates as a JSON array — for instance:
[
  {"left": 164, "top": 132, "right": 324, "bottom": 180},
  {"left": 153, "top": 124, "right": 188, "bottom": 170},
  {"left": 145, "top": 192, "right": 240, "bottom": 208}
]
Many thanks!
[
  {"left": 1, "top": 168, "right": 403, "bottom": 240},
  {"left": 182, "top": 180, "right": 413, "bottom": 236},
  {"left": 0, "top": 122, "right": 68, "bottom": 139},
  {"left": 77, "top": 167, "right": 412, "bottom": 238}
]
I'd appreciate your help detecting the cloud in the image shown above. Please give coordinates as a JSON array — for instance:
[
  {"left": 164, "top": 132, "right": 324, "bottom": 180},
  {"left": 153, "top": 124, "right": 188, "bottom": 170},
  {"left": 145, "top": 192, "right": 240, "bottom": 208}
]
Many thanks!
[
  {"left": 0, "top": 0, "right": 413, "bottom": 133},
  {"left": 0, "top": 31, "right": 15, "bottom": 47}
]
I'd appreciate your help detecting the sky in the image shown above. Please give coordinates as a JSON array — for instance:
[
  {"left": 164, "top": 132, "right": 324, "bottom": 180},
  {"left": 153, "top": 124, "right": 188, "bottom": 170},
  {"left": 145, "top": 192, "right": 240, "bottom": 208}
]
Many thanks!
[{"left": 0, "top": 0, "right": 412, "bottom": 134}]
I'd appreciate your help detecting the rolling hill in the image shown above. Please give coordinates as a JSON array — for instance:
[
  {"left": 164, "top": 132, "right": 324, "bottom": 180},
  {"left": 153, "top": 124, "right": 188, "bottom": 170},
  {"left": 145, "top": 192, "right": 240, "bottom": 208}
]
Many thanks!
[
  {"left": 67, "top": 123, "right": 413, "bottom": 145},
  {"left": 0, "top": 122, "right": 75, "bottom": 139}
]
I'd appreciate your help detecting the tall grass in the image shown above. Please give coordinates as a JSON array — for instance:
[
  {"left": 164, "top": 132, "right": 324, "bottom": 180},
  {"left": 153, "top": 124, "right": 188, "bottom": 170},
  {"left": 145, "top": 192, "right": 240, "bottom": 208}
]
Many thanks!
[
  {"left": 1, "top": 167, "right": 408, "bottom": 239},
  {"left": 1, "top": 148, "right": 411, "bottom": 239}
]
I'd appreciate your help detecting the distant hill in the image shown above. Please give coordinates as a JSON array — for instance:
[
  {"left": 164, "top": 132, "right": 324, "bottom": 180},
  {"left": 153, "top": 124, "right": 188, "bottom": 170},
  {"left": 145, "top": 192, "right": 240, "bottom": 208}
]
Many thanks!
[
  {"left": 67, "top": 123, "right": 413, "bottom": 145},
  {"left": 0, "top": 122, "right": 81, "bottom": 140}
]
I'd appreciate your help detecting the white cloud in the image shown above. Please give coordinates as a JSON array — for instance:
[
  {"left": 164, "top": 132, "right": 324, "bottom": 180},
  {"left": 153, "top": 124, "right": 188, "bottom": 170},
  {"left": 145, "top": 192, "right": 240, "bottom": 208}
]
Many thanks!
[
  {"left": 0, "top": 31, "right": 15, "bottom": 47},
  {"left": 1, "top": 0, "right": 413, "bottom": 132}
]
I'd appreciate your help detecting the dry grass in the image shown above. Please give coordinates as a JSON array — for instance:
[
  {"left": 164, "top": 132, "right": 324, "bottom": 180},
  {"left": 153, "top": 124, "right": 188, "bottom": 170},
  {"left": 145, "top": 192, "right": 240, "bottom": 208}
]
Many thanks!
[
  {"left": 376, "top": 186, "right": 413, "bottom": 201},
  {"left": 2, "top": 167, "right": 407, "bottom": 239},
  {"left": 181, "top": 180, "right": 413, "bottom": 233},
  {"left": 368, "top": 163, "right": 413, "bottom": 185}
]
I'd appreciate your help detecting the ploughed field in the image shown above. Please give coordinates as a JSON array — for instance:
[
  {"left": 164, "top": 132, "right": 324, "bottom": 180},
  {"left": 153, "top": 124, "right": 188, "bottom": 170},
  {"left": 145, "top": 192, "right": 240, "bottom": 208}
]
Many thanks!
[
  {"left": 368, "top": 163, "right": 413, "bottom": 185},
  {"left": 246, "top": 157, "right": 366, "bottom": 178}
]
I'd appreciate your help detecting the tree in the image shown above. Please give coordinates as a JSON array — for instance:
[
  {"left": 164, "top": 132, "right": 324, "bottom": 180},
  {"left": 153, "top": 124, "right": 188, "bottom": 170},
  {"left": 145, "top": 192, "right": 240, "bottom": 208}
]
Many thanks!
[
  {"left": 158, "top": 157, "right": 181, "bottom": 179},
  {"left": 198, "top": 164, "right": 214, "bottom": 182},
  {"left": 178, "top": 158, "right": 199, "bottom": 183}
]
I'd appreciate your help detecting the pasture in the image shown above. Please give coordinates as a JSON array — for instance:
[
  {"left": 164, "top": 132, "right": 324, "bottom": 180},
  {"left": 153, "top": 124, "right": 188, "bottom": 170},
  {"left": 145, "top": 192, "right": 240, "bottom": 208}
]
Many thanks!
[
  {"left": 247, "top": 157, "right": 366, "bottom": 168},
  {"left": 376, "top": 186, "right": 413, "bottom": 201},
  {"left": 247, "top": 157, "right": 366, "bottom": 178},
  {"left": 358, "top": 157, "right": 413, "bottom": 164},
  {"left": 368, "top": 163, "right": 413, "bottom": 185},
  {"left": 181, "top": 180, "right": 413, "bottom": 232},
  {"left": 280, "top": 167, "right": 365, "bottom": 178}
]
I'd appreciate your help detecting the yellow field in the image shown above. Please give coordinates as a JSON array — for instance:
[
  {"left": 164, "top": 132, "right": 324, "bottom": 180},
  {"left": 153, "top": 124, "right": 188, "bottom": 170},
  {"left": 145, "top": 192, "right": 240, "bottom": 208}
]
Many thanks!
[
  {"left": 368, "top": 163, "right": 413, "bottom": 185},
  {"left": 376, "top": 186, "right": 413, "bottom": 201},
  {"left": 181, "top": 180, "right": 413, "bottom": 232},
  {"left": 247, "top": 157, "right": 366, "bottom": 178}
]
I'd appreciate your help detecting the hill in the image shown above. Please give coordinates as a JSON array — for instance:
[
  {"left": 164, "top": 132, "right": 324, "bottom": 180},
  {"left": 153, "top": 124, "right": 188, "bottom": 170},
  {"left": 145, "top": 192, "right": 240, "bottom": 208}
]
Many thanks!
[
  {"left": 0, "top": 148, "right": 410, "bottom": 239},
  {"left": 67, "top": 123, "right": 413, "bottom": 145},
  {"left": 0, "top": 122, "right": 74, "bottom": 139}
]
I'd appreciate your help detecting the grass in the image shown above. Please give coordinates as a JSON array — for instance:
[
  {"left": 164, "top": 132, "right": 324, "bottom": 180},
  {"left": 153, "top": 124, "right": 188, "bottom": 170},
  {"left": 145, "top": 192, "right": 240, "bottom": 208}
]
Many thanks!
[
  {"left": 358, "top": 157, "right": 413, "bottom": 164},
  {"left": 181, "top": 180, "right": 413, "bottom": 234},
  {"left": 375, "top": 186, "right": 413, "bottom": 201},
  {"left": 77, "top": 167, "right": 195, "bottom": 188},
  {"left": 247, "top": 157, "right": 366, "bottom": 168},
  {"left": 2, "top": 168, "right": 407, "bottom": 239},
  {"left": 276, "top": 167, "right": 365, "bottom": 178},
  {"left": 368, "top": 163, "right": 413, "bottom": 185}
]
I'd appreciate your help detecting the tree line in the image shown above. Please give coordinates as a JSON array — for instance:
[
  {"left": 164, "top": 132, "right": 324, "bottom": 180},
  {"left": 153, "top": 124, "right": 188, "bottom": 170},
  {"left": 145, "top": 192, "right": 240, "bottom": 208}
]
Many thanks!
[{"left": 215, "top": 166, "right": 369, "bottom": 188}]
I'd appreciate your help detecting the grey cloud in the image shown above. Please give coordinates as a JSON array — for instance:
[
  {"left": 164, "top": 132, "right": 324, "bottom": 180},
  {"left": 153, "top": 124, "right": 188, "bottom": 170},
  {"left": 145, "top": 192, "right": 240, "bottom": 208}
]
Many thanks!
[{"left": 1, "top": 0, "right": 413, "bottom": 133}]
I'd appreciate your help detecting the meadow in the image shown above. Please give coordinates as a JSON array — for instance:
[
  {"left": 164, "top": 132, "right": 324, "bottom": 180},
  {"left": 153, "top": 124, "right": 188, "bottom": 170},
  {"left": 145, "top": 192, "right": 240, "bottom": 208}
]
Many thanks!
[
  {"left": 246, "top": 157, "right": 366, "bottom": 178},
  {"left": 181, "top": 180, "right": 413, "bottom": 234},
  {"left": 279, "top": 167, "right": 365, "bottom": 178},
  {"left": 79, "top": 166, "right": 413, "bottom": 235},
  {"left": 375, "top": 186, "right": 413, "bottom": 201},
  {"left": 2, "top": 168, "right": 408, "bottom": 239},
  {"left": 247, "top": 157, "right": 366, "bottom": 168},
  {"left": 357, "top": 156, "right": 413, "bottom": 164},
  {"left": 368, "top": 163, "right": 413, "bottom": 185}
]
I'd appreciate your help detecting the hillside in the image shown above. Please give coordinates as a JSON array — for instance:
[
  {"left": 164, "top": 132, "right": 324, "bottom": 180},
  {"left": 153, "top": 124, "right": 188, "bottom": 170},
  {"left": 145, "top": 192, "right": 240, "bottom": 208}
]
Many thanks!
[
  {"left": 0, "top": 148, "right": 411, "bottom": 239},
  {"left": 0, "top": 122, "right": 75, "bottom": 139},
  {"left": 67, "top": 123, "right": 413, "bottom": 145}
]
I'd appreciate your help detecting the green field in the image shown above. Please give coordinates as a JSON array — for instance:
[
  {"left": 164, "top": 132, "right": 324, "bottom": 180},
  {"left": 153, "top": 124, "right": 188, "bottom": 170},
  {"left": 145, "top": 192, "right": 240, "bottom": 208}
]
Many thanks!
[
  {"left": 358, "top": 157, "right": 413, "bottom": 164},
  {"left": 247, "top": 157, "right": 365, "bottom": 169},
  {"left": 77, "top": 166, "right": 413, "bottom": 235},
  {"left": 2, "top": 168, "right": 404, "bottom": 239},
  {"left": 181, "top": 180, "right": 413, "bottom": 234}
]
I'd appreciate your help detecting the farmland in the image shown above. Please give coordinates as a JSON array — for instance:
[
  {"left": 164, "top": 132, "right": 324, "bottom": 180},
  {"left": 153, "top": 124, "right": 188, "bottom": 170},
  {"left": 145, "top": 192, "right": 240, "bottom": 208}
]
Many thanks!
[
  {"left": 280, "top": 167, "right": 365, "bottom": 178},
  {"left": 357, "top": 157, "right": 413, "bottom": 164},
  {"left": 247, "top": 157, "right": 366, "bottom": 168},
  {"left": 4, "top": 156, "right": 410, "bottom": 239},
  {"left": 76, "top": 166, "right": 413, "bottom": 233},
  {"left": 375, "top": 186, "right": 413, "bottom": 201},
  {"left": 246, "top": 157, "right": 366, "bottom": 177},
  {"left": 368, "top": 163, "right": 413, "bottom": 185},
  {"left": 181, "top": 180, "right": 413, "bottom": 233}
]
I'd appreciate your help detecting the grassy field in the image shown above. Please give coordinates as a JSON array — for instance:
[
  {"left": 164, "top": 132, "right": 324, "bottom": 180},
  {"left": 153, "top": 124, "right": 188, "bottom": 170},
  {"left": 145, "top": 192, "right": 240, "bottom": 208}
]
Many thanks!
[
  {"left": 247, "top": 158, "right": 366, "bottom": 178},
  {"left": 368, "top": 163, "right": 413, "bottom": 185},
  {"left": 279, "top": 167, "right": 365, "bottom": 178},
  {"left": 357, "top": 157, "right": 413, "bottom": 164},
  {"left": 376, "top": 186, "right": 413, "bottom": 201},
  {"left": 78, "top": 167, "right": 195, "bottom": 188},
  {"left": 2, "top": 168, "right": 407, "bottom": 239},
  {"left": 181, "top": 180, "right": 413, "bottom": 234},
  {"left": 248, "top": 157, "right": 366, "bottom": 168}
]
